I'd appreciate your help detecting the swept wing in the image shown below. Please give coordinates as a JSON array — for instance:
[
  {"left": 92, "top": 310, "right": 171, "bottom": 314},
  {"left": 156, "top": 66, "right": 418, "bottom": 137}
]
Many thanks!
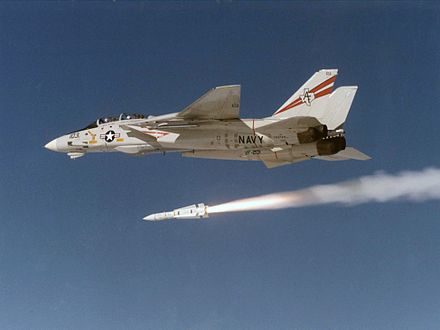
[{"left": 176, "top": 85, "right": 240, "bottom": 120}]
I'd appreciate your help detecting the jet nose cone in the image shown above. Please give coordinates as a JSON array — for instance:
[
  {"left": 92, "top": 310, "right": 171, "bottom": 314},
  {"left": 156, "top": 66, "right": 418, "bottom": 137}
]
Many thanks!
[
  {"left": 143, "top": 214, "right": 156, "bottom": 221},
  {"left": 44, "top": 139, "right": 58, "bottom": 152}
]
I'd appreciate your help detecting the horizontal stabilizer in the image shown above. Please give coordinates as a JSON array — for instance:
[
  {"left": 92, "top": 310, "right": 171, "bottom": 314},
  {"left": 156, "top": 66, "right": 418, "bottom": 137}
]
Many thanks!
[
  {"left": 315, "top": 147, "right": 371, "bottom": 161},
  {"left": 260, "top": 154, "right": 310, "bottom": 168},
  {"left": 261, "top": 159, "right": 295, "bottom": 168}
]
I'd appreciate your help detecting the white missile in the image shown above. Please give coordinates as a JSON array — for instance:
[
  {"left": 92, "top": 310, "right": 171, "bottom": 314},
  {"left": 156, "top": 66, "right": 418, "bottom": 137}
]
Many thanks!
[{"left": 143, "top": 203, "right": 209, "bottom": 221}]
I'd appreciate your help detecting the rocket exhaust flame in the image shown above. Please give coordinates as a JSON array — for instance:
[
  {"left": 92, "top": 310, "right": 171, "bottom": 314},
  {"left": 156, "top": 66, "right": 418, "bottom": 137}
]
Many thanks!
[
  {"left": 207, "top": 168, "right": 440, "bottom": 214},
  {"left": 207, "top": 194, "right": 306, "bottom": 213}
]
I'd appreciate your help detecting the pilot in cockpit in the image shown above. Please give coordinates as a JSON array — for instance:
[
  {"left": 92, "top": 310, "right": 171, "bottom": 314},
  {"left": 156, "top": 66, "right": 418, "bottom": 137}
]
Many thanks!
[{"left": 119, "top": 113, "right": 145, "bottom": 121}]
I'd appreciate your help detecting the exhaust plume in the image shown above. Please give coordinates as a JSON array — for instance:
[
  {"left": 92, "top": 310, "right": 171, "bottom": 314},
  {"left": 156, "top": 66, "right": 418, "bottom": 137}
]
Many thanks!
[{"left": 207, "top": 168, "right": 440, "bottom": 214}]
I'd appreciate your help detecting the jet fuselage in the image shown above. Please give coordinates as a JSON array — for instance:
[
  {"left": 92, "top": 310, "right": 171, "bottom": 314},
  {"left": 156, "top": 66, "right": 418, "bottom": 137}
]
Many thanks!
[{"left": 45, "top": 69, "right": 370, "bottom": 167}]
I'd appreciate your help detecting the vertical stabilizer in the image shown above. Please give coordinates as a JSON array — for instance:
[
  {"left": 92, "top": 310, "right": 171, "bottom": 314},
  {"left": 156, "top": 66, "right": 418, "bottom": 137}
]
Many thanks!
[
  {"left": 322, "top": 86, "right": 358, "bottom": 130},
  {"left": 273, "top": 69, "right": 338, "bottom": 118}
]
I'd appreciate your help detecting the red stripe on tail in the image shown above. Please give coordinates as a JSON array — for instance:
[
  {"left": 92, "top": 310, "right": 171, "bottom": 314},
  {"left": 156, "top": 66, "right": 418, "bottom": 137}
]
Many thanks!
[
  {"left": 310, "top": 76, "right": 336, "bottom": 93},
  {"left": 274, "top": 75, "right": 336, "bottom": 115}
]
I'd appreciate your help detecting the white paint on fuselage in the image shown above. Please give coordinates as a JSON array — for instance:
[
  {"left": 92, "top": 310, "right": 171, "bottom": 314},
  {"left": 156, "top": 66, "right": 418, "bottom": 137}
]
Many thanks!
[{"left": 50, "top": 117, "right": 310, "bottom": 158}]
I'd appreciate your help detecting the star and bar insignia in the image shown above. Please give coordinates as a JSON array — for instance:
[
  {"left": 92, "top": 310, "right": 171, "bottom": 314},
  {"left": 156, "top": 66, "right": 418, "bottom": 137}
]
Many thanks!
[{"left": 100, "top": 130, "right": 120, "bottom": 142}]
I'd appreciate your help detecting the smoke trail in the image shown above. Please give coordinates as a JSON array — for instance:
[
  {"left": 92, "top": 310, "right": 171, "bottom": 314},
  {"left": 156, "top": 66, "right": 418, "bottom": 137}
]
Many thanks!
[{"left": 207, "top": 168, "right": 440, "bottom": 214}]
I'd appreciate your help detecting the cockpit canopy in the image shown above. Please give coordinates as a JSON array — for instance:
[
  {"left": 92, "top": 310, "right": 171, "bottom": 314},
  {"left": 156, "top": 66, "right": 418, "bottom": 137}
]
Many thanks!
[
  {"left": 118, "top": 113, "right": 145, "bottom": 121},
  {"left": 80, "top": 113, "right": 146, "bottom": 131},
  {"left": 98, "top": 113, "right": 145, "bottom": 125}
]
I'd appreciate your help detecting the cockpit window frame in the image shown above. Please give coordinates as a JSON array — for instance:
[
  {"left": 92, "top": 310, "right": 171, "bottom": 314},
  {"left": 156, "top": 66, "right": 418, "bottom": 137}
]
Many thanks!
[
  {"left": 98, "top": 116, "right": 118, "bottom": 125},
  {"left": 119, "top": 113, "right": 146, "bottom": 120},
  {"left": 72, "top": 113, "right": 147, "bottom": 133}
]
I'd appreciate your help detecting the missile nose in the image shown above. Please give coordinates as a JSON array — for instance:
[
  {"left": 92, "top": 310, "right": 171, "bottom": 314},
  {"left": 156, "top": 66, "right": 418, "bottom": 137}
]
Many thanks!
[
  {"left": 44, "top": 139, "right": 58, "bottom": 152},
  {"left": 143, "top": 214, "right": 156, "bottom": 221}
]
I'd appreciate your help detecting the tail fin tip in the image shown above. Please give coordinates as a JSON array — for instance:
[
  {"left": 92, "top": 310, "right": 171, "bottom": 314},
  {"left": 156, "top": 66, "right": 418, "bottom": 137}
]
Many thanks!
[{"left": 323, "top": 85, "right": 358, "bottom": 130}]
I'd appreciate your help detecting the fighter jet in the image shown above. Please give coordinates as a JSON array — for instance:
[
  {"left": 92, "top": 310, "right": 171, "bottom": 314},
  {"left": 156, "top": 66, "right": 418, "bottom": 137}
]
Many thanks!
[{"left": 45, "top": 69, "right": 370, "bottom": 168}]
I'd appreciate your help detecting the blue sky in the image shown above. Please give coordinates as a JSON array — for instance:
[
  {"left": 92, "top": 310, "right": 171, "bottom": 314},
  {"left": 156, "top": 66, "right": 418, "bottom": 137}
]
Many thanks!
[{"left": 1, "top": 2, "right": 440, "bottom": 329}]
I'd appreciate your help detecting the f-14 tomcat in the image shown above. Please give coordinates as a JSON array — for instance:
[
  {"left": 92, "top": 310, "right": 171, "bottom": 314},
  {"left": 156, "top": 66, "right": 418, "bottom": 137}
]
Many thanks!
[{"left": 45, "top": 69, "right": 370, "bottom": 168}]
